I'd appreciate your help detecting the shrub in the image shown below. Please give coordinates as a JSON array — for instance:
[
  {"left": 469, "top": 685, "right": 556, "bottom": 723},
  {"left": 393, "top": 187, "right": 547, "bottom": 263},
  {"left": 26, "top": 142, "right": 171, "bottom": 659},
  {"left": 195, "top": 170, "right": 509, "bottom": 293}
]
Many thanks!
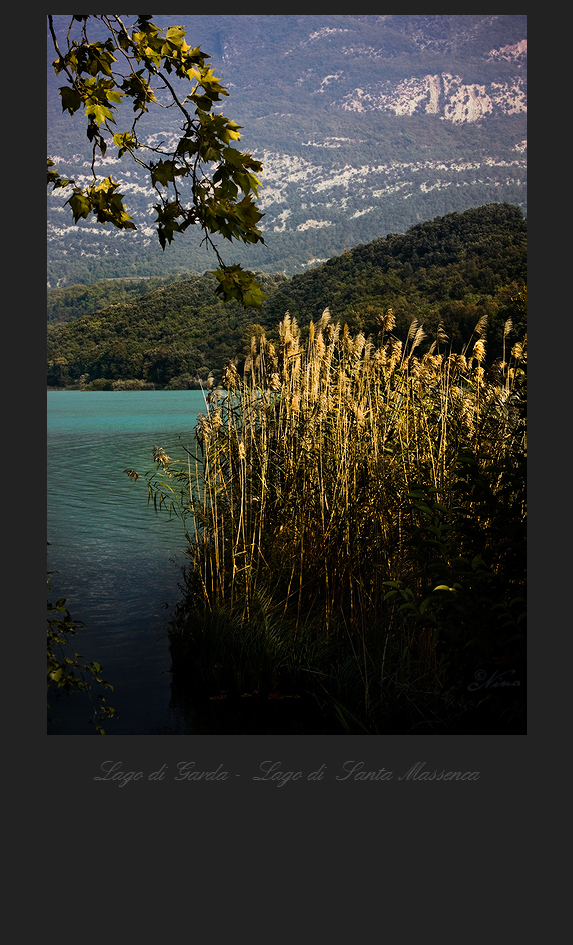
[{"left": 47, "top": 567, "right": 117, "bottom": 734}]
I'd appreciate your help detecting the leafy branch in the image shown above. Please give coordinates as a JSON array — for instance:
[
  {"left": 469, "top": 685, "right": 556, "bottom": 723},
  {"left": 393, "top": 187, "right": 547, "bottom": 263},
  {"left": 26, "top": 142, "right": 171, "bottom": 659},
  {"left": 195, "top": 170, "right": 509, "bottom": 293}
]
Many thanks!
[{"left": 47, "top": 14, "right": 267, "bottom": 308}]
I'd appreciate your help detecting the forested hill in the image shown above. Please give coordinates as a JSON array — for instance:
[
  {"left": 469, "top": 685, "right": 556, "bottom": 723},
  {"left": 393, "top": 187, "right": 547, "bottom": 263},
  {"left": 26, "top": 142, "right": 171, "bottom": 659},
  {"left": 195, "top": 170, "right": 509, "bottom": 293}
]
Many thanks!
[
  {"left": 263, "top": 202, "right": 526, "bottom": 352},
  {"left": 47, "top": 274, "right": 189, "bottom": 326},
  {"left": 47, "top": 203, "right": 526, "bottom": 390}
]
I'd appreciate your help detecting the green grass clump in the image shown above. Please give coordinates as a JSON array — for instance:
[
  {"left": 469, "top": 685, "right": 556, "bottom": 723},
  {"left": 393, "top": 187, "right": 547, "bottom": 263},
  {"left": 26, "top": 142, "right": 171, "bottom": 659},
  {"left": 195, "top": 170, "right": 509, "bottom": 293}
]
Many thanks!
[{"left": 143, "top": 309, "right": 526, "bottom": 733}]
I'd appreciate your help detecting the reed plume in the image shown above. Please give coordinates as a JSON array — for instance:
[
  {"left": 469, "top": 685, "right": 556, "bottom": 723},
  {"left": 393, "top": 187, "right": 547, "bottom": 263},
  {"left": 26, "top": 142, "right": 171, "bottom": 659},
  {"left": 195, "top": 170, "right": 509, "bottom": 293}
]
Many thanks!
[{"left": 146, "top": 309, "right": 526, "bottom": 733}]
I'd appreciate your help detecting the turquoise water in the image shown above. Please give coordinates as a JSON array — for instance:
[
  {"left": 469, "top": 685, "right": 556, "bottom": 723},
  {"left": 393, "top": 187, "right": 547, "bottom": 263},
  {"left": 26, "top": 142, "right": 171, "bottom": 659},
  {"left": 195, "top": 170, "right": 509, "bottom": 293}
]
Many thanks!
[{"left": 47, "top": 390, "right": 208, "bottom": 734}]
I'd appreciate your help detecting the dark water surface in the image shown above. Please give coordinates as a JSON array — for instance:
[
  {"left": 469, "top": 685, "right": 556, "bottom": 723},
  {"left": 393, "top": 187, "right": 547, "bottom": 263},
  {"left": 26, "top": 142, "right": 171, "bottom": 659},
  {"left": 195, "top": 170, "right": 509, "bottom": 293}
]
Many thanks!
[{"left": 47, "top": 389, "right": 209, "bottom": 734}]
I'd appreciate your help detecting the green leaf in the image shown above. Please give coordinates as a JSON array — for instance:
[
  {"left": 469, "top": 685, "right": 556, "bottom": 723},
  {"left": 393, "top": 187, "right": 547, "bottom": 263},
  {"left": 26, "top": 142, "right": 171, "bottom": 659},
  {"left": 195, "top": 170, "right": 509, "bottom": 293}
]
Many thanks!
[
  {"left": 85, "top": 102, "right": 115, "bottom": 126},
  {"left": 151, "top": 160, "right": 180, "bottom": 187},
  {"left": 113, "top": 132, "right": 137, "bottom": 157},
  {"left": 211, "top": 266, "right": 267, "bottom": 310},
  {"left": 59, "top": 86, "right": 83, "bottom": 115},
  {"left": 47, "top": 158, "right": 74, "bottom": 190}
]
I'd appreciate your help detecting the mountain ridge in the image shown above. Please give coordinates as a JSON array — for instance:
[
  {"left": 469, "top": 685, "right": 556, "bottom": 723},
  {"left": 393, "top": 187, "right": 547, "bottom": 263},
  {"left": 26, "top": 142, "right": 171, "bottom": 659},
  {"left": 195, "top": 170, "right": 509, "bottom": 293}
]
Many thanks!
[{"left": 47, "top": 15, "right": 526, "bottom": 287}]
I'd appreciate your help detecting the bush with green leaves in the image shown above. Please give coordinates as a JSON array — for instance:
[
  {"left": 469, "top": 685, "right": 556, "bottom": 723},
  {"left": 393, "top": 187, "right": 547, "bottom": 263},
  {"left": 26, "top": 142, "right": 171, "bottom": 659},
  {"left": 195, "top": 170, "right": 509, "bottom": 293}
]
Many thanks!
[{"left": 47, "top": 567, "right": 117, "bottom": 735}]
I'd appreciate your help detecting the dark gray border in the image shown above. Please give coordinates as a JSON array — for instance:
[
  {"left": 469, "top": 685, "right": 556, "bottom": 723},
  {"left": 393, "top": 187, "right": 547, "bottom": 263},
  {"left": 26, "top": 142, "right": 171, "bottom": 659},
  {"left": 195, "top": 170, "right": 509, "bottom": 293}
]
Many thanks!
[{"left": 36, "top": 14, "right": 539, "bottom": 824}]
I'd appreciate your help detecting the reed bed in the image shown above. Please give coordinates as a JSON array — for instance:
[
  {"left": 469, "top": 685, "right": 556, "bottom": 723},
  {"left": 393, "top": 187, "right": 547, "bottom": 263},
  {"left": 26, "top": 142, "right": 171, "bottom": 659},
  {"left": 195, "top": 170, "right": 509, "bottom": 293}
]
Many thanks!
[{"left": 144, "top": 310, "right": 527, "bottom": 732}]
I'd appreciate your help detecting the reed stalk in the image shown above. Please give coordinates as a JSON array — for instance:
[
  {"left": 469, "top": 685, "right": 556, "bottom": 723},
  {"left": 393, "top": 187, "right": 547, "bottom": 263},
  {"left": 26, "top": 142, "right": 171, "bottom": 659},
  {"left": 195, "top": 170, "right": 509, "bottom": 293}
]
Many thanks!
[{"left": 142, "top": 311, "right": 526, "bottom": 731}]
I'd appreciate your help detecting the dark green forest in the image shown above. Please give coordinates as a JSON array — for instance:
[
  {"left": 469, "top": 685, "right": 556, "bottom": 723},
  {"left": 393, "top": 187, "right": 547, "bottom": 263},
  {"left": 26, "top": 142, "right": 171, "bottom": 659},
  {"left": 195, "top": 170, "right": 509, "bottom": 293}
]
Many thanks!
[
  {"left": 47, "top": 275, "right": 187, "bottom": 326},
  {"left": 47, "top": 203, "right": 526, "bottom": 390}
]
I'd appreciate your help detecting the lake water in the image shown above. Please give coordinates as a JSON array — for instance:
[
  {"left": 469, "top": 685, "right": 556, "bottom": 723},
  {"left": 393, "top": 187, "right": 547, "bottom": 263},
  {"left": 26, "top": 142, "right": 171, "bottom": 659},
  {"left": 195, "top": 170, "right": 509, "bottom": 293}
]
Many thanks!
[
  {"left": 47, "top": 389, "right": 335, "bottom": 736},
  {"left": 47, "top": 390, "right": 208, "bottom": 734}
]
